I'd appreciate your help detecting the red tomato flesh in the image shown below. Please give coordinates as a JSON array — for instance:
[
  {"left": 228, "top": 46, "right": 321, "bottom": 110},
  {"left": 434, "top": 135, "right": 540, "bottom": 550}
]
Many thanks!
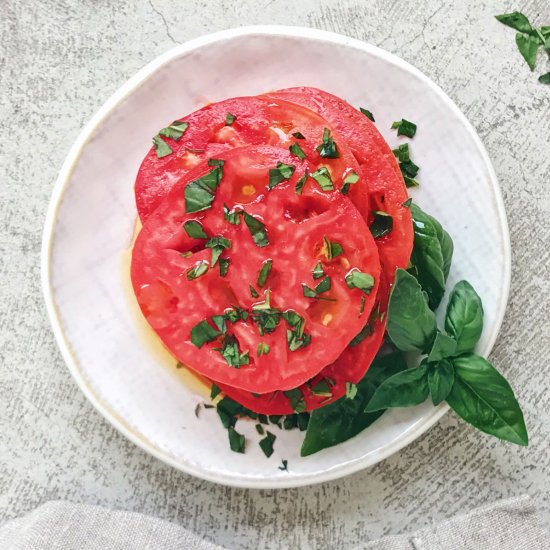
[{"left": 131, "top": 145, "right": 381, "bottom": 393}]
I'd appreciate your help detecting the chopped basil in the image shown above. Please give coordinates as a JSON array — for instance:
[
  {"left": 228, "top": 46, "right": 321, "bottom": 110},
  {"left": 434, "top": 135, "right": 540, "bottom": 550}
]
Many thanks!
[
  {"left": 205, "top": 235, "right": 230, "bottom": 267},
  {"left": 158, "top": 120, "right": 189, "bottom": 140},
  {"left": 340, "top": 171, "right": 359, "bottom": 195},
  {"left": 392, "top": 143, "right": 410, "bottom": 162},
  {"left": 283, "top": 415, "right": 297, "bottom": 430},
  {"left": 228, "top": 426, "right": 245, "bottom": 453},
  {"left": 310, "top": 167, "right": 334, "bottom": 191},
  {"left": 243, "top": 212, "right": 269, "bottom": 247},
  {"left": 214, "top": 334, "right": 250, "bottom": 368},
  {"left": 539, "top": 72, "right": 550, "bottom": 84},
  {"left": 399, "top": 160, "right": 420, "bottom": 180},
  {"left": 152, "top": 135, "right": 172, "bottom": 158},
  {"left": 345, "top": 382, "right": 358, "bottom": 399},
  {"left": 284, "top": 389, "right": 306, "bottom": 413},
  {"left": 302, "top": 276, "right": 331, "bottom": 298},
  {"left": 370, "top": 211, "right": 394, "bottom": 238},
  {"left": 391, "top": 118, "right": 417, "bottom": 138},
  {"left": 208, "top": 158, "right": 225, "bottom": 167},
  {"left": 255, "top": 424, "right": 264, "bottom": 435},
  {"left": 286, "top": 329, "right": 311, "bottom": 351},
  {"left": 211, "top": 315, "right": 227, "bottom": 334},
  {"left": 289, "top": 142, "right": 306, "bottom": 160},
  {"left": 190, "top": 320, "right": 220, "bottom": 348},
  {"left": 404, "top": 176, "right": 419, "bottom": 188},
  {"left": 292, "top": 131, "right": 305, "bottom": 139},
  {"left": 316, "top": 128, "right": 340, "bottom": 158},
  {"left": 186, "top": 260, "right": 209, "bottom": 280},
  {"left": 323, "top": 236, "right": 343, "bottom": 260},
  {"left": 282, "top": 310, "right": 304, "bottom": 332},
  {"left": 349, "top": 305, "right": 379, "bottom": 347},
  {"left": 219, "top": 258, "right": 230, "bottom": 277},
  {"left": 312, "top": 261, "right": 325, "bottom": 280},
  {"left": 210, "top": 384, "right": 221, "bottom": 399},
  {"left": 249, "top": 285, "right": 259, "bottom": 298},
  {"left": 251, "top": 307, "right": 282, "bottom": 336},
  {"left": 268, "top": 162, "right": 296, "bottom": 189},
  {"left": 359, "top": 295, "right": 366, "bottom": 317},
  {"left": 359, "top": 107, "right": 375, "bottom": 121},
  {"left": 183, "top": 220, "right": 208, "bottom": 239},
  {"left": 295, "top": 172, "right": 308, "bottom": 194},
  {"left": 269, "top": 415, "right": 283, "bottom": 428},
  {"left": 402, "top": 198, "right": 413, "bottom": 208},
  {"left": 252, "top": 289, "right": 272, "bottom": 311},
  {"left": 257, "top": 259, "right": 273, "bottom": 288},
  {"left": 311, "top": 379, "right": 332, "bottom": 397},
  {"left": 259, "top": 431, "right": 276, "bottom": 457},
  {"left": 257, "top": 342, "right": 270, "bottom": 356},
  {"left": 278, "top": 459, "right": 288, "bottom": 471},
  {"left": 345, "top": 269, "right": 375, "bottom": 294},
  {"left": 225, "top": 112, "right": 236, "bottom": 126},
  {"left": 224, "top": 307, "right": 248, "bottom": 323},
  {"left": 184, "top": 166, "right": 223, "bottom": 213},
  {"left": 224, "top": 204, "right": 243, "bottom": 225},
  {"left": 194, "top": 403, "right": 201, "bottom": 417}
]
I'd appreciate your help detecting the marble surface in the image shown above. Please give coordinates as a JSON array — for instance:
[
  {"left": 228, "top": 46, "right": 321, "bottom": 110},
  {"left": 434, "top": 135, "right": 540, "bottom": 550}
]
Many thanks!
[{"left": 0, "top": 1, "right": 549, "bottom": 548}]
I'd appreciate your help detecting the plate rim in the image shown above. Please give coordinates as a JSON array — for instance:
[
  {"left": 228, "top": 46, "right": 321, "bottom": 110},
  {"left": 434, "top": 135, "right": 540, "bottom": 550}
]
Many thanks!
[{"left": 41, "top": 25, "right": 511, "bottom": 489}]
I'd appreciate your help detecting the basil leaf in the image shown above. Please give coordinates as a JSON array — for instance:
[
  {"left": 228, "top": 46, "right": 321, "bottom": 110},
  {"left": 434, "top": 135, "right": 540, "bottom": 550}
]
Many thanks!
[
  {"left": 428, "top": 359, "right": 455, "bottom": 406},
  {"left": 210, "top": 384, "right": 221, "bottom": 399},
  {"left": 228, "top": 426, "right": 245, "bottom": 453},
  {"left": 243, "top": 212, "right": 269, "bottom": 247},
  {"left": 249, "top": 285, "right": 259, "bottom": 298},
  {"left": 399, "top": 159, "right": 420, "bottom": 179},
  {"left": 289, "top": 142, "right": 306, "bottom": 160},
  {"left": 316, "top": 128, "right": 340, "bottom": 158},
  {"left": 217, "top": 396, "right": 242, "bottom": 428},
  {"left": 190, "top": 320, "right": 220, "bottom": 348},
  {"left": 364, "top": 362, "right": 429, "bottom": 412},
  {"left": 257, "top": 259, "right": 273, "bottom": 288},
  {"left": 409, "top": 203, "right": 453, "bottom": 309},
  {"left": 349, "top": 304, "right": 379, "bottom": 347},
  {"left": 445, "top": 280, "right": 484, "bottom": 354},
  {"left": 312, "top": 261, "right": 325, "bottom": 280},
  {"left": 322, "top": 236, "right": 343, "bottom": 259},
  {"left": 295, "top": 172, "right": 308, "bottom": 194},
  {"left": 427, "top": 331, "right": 457, "bottom": 362},
  {"left": 255, "top": 424, "right": 264, "bottom": 435},
  {"left": 286, "top": 328, "right": 311, "bottom": 351},
  {"left": 310, "top": 167, "right": 334, "bottom": 191},
  {"left": 186, "top": 260, "right": 209, "bottom": 280},
  {"left": 224, "top": 307, "right": 248, "bottom": 323},
  {"left": 207, "top": 159, "right": 224, "bottom": 167},
  {"left": 279, "top": 459, "right": 288, "bottom": 471},
  {"left": 446, "top": 354, "right": 528, "bottom": 445},
  {"left": 359, "top": 107, "right": 375, "bottom": 121},
  {"left": 392, "top": 143, "right": 410, "bottom": 162},
  {"left": 539, "top": 72, "right": 550, "bottom": 84},
  {"left": 387, "top": 269, "right": 437, "bottom": 352},
  {"left": 495, "top": 12, "right": 533, "bottom": 33},
  {"left": 223, "top": 204, "right": 243, "bottom": 225},
  {"left": 152, "top": 135, "right": 172, "bottom": 158},
  {"left": 402, "top": 198, "right": 412, "bottom": 208},
  {"left": 311, "top": 379, "right": 332, "bottom": 397},
  {"left": 211, "top": 315, "right": 227, "bottom": 334},
  {"left": 205, "top": 235, "right": 230, "bottom": 267},
  {"left": 183, "top": 220, "right": 208, "bottom": 239},
  {"left": 284, "top": 389, "right": 306, "bottom": 413},
  {"left": 158, "top": 120, "right": 189, "bottom": 140},
  {"left": 257, "top": 342, "right": 270, "bottom": 356},
  {"left": 391, "top": 118, "right": 417, "bottom": 138},
  {"left": 340, "top": 171, "right": 359, "bottom": 195},
  {"left": 268, "top": 162, "right": 295, "bottom": 189},
  {"left": 370, "top": 211, "right": 393, "bottom": 238},
  {"left": 515, "top": 32, "right": 539, "bottom": 70},
  {"left": 184, "top": 166, "right": 223, "bottom": 213},
  {"left": 214, "top": 334, "right": 250, "bottom": 368},
  {"left": 225, "top": 112, "right": 236, "bottom": 126},
  {"left": 219, "top": 258, "right": 230, "bottom": 277},
  {"left": 292, "top": 131, "right": 305, "bottom": 139},
  {"left": 251, "top": 308, "right": 281, "bottom": 335},
  {"left": 359, "top": 296, "right": 366, "bottom": 317},
  {"left": 301, "top": 351, "right": 407, "bottom": 456},
  {"left": 259, "top": 431, "right": 276, "bottom": 457},
  {"left": 403, "top": 176, "right": 419, "bottom": 188},
  {"left": 345, "top": 269, "right": 374, "bottom": 294}
]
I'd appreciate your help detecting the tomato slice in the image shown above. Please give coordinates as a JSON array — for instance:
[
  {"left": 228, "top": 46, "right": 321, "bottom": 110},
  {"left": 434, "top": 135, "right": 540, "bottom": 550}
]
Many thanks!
[
  {"left": 265, "top": 87, "right": 413, "bottom": 281},
  {"left": 215, "top": 273, "right": 389, "bottom": 414},
  {"left": 135, "top": 96, "right": 369, "bottom": 224},
  {"left": 132, "top": 145, "right": 381, "bottom": 393}
]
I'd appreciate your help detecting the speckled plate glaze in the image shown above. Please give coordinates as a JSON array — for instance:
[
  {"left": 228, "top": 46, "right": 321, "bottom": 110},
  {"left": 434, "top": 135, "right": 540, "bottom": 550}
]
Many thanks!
[{"left": 42, "top": 26, "right": 510, "bottom": 489}]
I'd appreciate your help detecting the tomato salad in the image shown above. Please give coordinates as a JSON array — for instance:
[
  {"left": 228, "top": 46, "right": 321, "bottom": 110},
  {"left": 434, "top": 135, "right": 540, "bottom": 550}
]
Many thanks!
[{"left": 131, "top": 87, "right": 527, "bottom": 460}]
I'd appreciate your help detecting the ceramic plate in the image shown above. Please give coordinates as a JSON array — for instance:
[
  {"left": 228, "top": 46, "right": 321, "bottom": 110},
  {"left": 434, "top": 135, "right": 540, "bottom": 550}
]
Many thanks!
[{"left": 42, "top": 26, "right": 510, "bottom": 488}]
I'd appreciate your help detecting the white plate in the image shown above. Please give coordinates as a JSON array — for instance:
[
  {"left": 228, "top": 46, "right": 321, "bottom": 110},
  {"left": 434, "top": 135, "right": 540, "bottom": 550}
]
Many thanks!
[{"left": 42, "top": 26, "right": 510, "bottom": 489}]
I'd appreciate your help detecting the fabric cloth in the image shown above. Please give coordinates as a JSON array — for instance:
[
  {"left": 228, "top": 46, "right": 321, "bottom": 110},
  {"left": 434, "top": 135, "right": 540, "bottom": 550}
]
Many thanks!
[{"left": 1, "top": 496, "right": 548, "bottom": 549}]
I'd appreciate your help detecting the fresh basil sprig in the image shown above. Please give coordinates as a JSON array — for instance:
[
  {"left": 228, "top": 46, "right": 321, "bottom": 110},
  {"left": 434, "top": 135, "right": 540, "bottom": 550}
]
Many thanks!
[{"left": 366, "top": 269, "right": 527, "bottom": 446}]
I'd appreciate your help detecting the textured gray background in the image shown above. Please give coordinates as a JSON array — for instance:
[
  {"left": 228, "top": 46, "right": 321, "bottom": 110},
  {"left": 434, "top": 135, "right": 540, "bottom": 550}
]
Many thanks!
[{"left": 1, "top": 1, "right": 549, "bottom": 548}]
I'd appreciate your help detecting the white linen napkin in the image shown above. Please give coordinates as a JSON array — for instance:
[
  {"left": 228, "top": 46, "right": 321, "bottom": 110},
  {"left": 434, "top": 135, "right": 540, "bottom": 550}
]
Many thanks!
[{"left": 1, "top": 496, "right": 548, "bottom": 549}]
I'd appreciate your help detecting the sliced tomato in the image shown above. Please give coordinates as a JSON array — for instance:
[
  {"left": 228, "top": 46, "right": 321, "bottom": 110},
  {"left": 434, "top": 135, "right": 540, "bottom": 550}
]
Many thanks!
[
  {"left": 135, "top": 96, "right": 369, "bottom": 224},
  {"left": 132, "top": 145, "right": 381, "bottom": 393},
  {"left": 216, "top": 273, "right": 389, "bottom": 414},
  {"left": 265, "top": 87, "right": 413, "bottom": 281}
]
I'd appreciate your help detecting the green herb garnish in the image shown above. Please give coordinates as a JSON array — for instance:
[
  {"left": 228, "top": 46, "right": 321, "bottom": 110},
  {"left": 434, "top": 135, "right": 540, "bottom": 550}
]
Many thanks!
[
  {"left": 219, "top": 258, "right": 230, "bottom": 277},
  {"left": 295, "top": 172, "right": 308, "bottom": 194},
  {"left": 214, "top": 334, "right": 249, "bottom": 368},
  {"left": 228, "top": 426, "right": 245, "bottom": 453},
  {"left": 345, "top": 382, "right": 358, "bottom": 399},
  {"left": 292, "top": 131, "right": 305, "bottom": 139},
  {"left": 184, "top": 165, "right": 223, "bottom": 213},
  {"left": 370, "top": 211, "right": 393, "bottom": 238},
  {"left": 340, "top": 171, "right": 359, "bottom": 195},
  {"left": 310, "top": 166, "right": 334, "bottom": 191},
  {"left": 249, "top": 285, "right": 259, "bottom": 298},
  {"left": 322, "top": 236, "right": 343, "bottom": 259},
  {"left": 392, "top": 143, "right": 410, "bottom": 162},
  {"left": 186, "top": 260, "right": 209, "bottom": 280},
  {"left": 402, "top": 198, "right": 413, "bottom": 208},
  {"left": 539, "top": 72, "right": 550, "bottom": 83},
  {"left": 316, "top": 128, "right": 340, "bottom": 158},
  {"left": 302, "top": 276, "right": 331, "bottom": 299},
  {"left": 359, "top": 107, "right": 375, "bottom": 121},
  {"left": 268, "top": 162, "right": 296, "bottom": 189},
  {"left": 391, "top": 118, "right": 417, "bottom": 138},
  {"left": 158, "top": 120, "right": 189, "bottom": 140},
  {"left": 243, "top": 212, "right": 269, "bottom": 247},
  {"left": 183, "top": 220, "right": 208, "bottom": 239},
  {"left": 152, "top": 135, "right": 173, "bottom": 158},
  {"left": 278, "top": 459, "right": 288, "bottom": 471},
  {"left": 257, "top": 342, "right": 270, "bottom": 356},
  {"left": 210, "top": 384, "right": 221, "bottom": 399},
  {"left": 312, "top": 261, "right": 325, "bottom": 280},
  {"left": 259, "top": 431, "right": 276, "bottom": 457},
  {"left": 257, "top": 259, "right": 273, "bottom": 288},
  {"left": 359, "top": 295, "right": 366, "bottom": 317},
  {"left": 311, "top": 379, "right": 332, "bottom": 397},
  {"left": 284, "top": 389, "right": 306, "bottom": 413},
  {"left": 225, "top": 112, "right": 236, "bottom": 126},
  {"left": 190, "top": 320, "right": 220, "bottom": 348},
  {"left": 289, "top": 142, "right": 306, "bottom": 160},
  {"left": 345, "top": 269, "right": 375, "bottom": 294},
  {"left": 205, "top": 236, "right": 230, "bottom": 267},
  {"left": 224, "top": 204, "right": 243, "bottom": 225}
]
